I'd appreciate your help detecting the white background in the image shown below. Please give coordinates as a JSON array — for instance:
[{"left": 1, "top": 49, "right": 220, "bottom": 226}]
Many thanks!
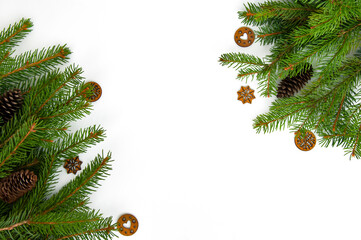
[{"left": 2, "top": 0, "right": 361, "bottom": 239}]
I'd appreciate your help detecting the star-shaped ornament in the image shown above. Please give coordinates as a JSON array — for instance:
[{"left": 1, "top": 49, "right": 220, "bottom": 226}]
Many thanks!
[
  {"left": 64, "top": 156, "right": 83, "bottom": 174},
  {"left": 237, "top": 86, "right": 255, "bottom": 104}
]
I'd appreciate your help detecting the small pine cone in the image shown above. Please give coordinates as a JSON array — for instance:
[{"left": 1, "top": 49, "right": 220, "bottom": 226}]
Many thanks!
[
  {"left": 0, "top": 169, "right": 37, "bottom": 203},
  {"left": 277, "top": 65, "right": 313, "bottom": 98},
  {"left": 0, "top": 89, "right": 24, "bottom": 123}
]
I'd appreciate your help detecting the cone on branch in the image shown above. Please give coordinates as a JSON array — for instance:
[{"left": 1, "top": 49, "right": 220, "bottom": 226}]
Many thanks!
[
  {"left": 277, "top": 64, "right": 313, "bottom": 98},
  {"left": 0, "top": 169, "right": 37, "bottom": 203},
  {"left": 0, "top": 89, "right": 24, "bottom": 123}
]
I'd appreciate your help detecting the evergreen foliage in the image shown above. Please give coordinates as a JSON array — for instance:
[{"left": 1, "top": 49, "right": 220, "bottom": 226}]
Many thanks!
[
  {"left": 0, "top": 19, "right": 117, "bottom": 238},
  {"left": 219, "top": 0, "right": 361, "bottom": 159}
]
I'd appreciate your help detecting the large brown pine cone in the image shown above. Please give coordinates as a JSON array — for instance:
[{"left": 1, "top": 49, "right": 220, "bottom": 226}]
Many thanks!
[
  {"left": 0, "top": 169, "right": 37, "bottom": 203},
  {"left": 277, "top": 64, "right": 313, "bottom": 98},
  {"left": 0, "top": 89, "right": 24, "bottom": 123}
]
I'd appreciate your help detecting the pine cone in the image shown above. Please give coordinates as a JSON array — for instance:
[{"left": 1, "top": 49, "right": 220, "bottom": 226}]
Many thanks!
[
  {"left": 0, "top": 169, "right": 37, "bottom": 203},
  {"left": 277, "top": 65, "right": 313, "bottom": 98},
  {"left": 0, "top": 89, "right": 24, "bottom": 123}
]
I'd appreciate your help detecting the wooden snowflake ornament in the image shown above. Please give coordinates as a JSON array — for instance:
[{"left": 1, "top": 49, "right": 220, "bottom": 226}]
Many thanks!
[
  {"left": 83, "top": 81, "right": 102, "bottom": 102},
  {"left": 237, "top": 86, "right": 255, "bottom": 104},
  {"left": 64, "top": 156, "right": 83, "bottom": 174},
  {"left": 294, "top": 131, "right": 316, "bottom": 151}
]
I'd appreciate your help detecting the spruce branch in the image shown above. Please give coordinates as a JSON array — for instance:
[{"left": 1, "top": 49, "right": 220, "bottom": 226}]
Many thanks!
[
  {"left": 0, "top": 18, "right": 32, "bottom": 51},
  {"left": 0, "top": 118, "right": 39, "bottom": 177},
  {"left": 0, "top": 45, "right": 71, "bottom": 92},
  {"left": 0, "top": 210, "right": 115, "bottom": 239},
  {"left": 0, "top": 219, "right": 28, "bottom": 231},
  {"left": 254, "top": 64, "right": 361, "bottom": 134},
  {"left": 1, "top": 45, "right": 70, "bottom": 78},
  {"left": 39, "top": 152, "right": 112, "bottom": 216},
  {"left": 253, "top": 98, "right": 312, "bottom": 133},
  {"left": 219, "top": 53, "right": 266, "bottom": 70},
  {"left": 237, "top": 69, "right": 262, "bottom": 80},
  {"left": 239, "top": 0, "right": 319, "bottom": 26},
  {"left": 256, "top": 70, "right": 279, "bottom": 97},
  {"left": 54, "top": 126, "right": 105, "bottom": 159},
  {"left": 0, "top": 19, "right": 117, "bottom": 238},
  {"left": 33, "top": 66, "right": 82, "bottom": 116},
  {"left": 16, "top": 126, "right": 106, "bottom": 209},
  {"left": 266, "top": 43, "right": 296, "bottom": 70},
  {"left": 307, "top": 1, "right": 361, "bottom": 34},
  {"left": 3, "top": 139, "right": 112, "bottom": 238},
  {"left": 257, "top": 27, "right": 287, "bottom": 45},
  {"left": 221, "top": 0, "right": 361, "bottom": 158},
  {"left": 39, "top": 103, "right": 90, "bottom": 120},
  {"left": 57, "top": 224, "right": 117, "bottom": 240},
  {"left": 258, "top": 31, "right": 285, "bottom": 39},
  {"left": 0, "top": 122, "right": 36, "bottom": 167},
  {"left": 0, "top": 52, "right": 10, "bottom": 66},
  {"left": 287, "top": 21, "right": 361, "bottom": 73}
]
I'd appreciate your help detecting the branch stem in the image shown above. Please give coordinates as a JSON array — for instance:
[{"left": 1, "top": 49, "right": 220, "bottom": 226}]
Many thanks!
[
  {"left": 0, "top": 123, "right": 36, "bottom": 168},
  {"left": 0, "top": 22, "right": 28, "bottom": 46},
  {"left": 0, "top": 220, "right": 29, "bottom": 231},
  {"left": 40, "top": 156, "right": 109, "bottom": 215},
  {"left": 0, "top": 49, "right": 66, "bottom": 80}
]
